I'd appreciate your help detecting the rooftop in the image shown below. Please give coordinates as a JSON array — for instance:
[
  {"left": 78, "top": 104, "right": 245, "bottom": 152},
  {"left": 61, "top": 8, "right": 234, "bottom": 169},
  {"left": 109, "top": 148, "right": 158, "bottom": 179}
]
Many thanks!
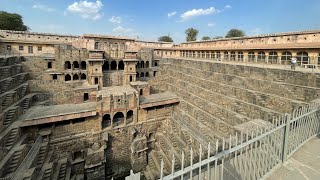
[{"left": 18, "top": 102, "right": 97, "bottom": 122}]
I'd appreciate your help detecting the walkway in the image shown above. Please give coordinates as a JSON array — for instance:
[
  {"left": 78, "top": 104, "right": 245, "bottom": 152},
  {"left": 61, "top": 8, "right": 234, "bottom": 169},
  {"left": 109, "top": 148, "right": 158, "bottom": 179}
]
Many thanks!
[
  {"left": 171, "top": 57, "right": 320, "bottom": 74},
  {"left": 267, "top": 136, "right": 320, "bottom": 180}
]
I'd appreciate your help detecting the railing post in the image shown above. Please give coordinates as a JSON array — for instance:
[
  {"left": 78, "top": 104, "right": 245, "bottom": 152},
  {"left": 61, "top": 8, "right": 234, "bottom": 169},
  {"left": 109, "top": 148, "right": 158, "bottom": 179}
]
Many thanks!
[{"left": 282, "top": 114, "right": 291, "bottom": 162}]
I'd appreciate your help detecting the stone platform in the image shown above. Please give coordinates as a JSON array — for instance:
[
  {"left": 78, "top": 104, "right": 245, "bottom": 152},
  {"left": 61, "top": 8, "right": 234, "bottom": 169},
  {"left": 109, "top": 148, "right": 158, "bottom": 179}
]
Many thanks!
[{"left": 267, "top": 136, "right": 320, "bottom": 180}]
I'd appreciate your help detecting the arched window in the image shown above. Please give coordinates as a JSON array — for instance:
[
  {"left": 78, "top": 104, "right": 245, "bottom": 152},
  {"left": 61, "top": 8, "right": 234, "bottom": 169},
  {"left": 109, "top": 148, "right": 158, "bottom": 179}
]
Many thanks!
[
  {"left": 297, "top": 51, "right": 309, "bottom": 65},
  {"left": 48, "top": 62, "right": 52, "bottom": 69},
  {"left": 141, "top": 61, "right": 145, "bottom": 68},
  {"left": 102, "top": 114, "right": 111, "bottom": 129},
  {"left": 140, "top": 72, "right": 144, "bottom": 77},
  {"left": 103, "top": 61, "right": 109, "bottom": 71},
  {"left": 73, "top": 74, "right": 79, "bottom": 80},
  {"left": 269, "top": 52, "right": 278, "bottom": 64},
  {"left": 127, "top": 110, "right": 133, "bottom": 124},
  {"left": 238, "top": 52, "right": 244, "bottom": 61},
  {"left": 94, "top": 42, "right": 99, "bottom": 50},
  {"left": 113, "top": 112, "right": 124, "bottom": 126},
  {"left": 281, "top": 51, "right": 292, "bottom": 65},
  {"left": 216, "top": 52, "right": 221, "bottom": 59},
  {"left": 136, "top": 72, "right": 139, "bottom": 78},
  {"left": 52, "top": 74, "right": 57, "bottom": 80},
  {"left": 248, "top": 52, "right": 255, "bottom": 62},
  {"left": 136, "top": 62, "right": 140, "bottom": 68},
  {"left": 65, "top": 74, "right": 71, "bottom": 81},
  {"left": 73, "top": 61, "right": 79, "bottom": 69},
  {"left": 111, "top": 61, "right": 117, "bottom": 70},
  {"left": 224, "top": 52, "right": 229, "bottom": 60},
  {"left": 118, "top": 60, "right": 124, "bottom": 70},
  {"left": 80, "top": 73, "right": 86, "bottom": 80},
  {"left": 230, "top": 51, "right": 236, "bottom": 61},
  {"left": 80, "top": 61, "right": 86, "bottom": 70},
  {"left": 145, "top": 72, "right": 149, "bottom": 77},
  {"left": 65, "top": 61, "right": 71, "bottom": 69},
  {"left": 154, "top": 62, "right": 158, "bottom": 66},
  {"left": 130, "top": 75, "right": 133, "bottom": 82},
  {"left": 257, "top": 52, "right": 266, "bottom": 62},
  {"left": 146, "top": 61, "right": 150, "bottom": 68}
]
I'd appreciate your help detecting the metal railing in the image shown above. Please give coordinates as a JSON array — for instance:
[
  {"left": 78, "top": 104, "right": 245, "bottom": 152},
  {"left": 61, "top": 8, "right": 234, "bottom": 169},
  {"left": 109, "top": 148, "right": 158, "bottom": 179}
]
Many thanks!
[{"left": 159, "top": 102, "right": 320, "bottom": 180}]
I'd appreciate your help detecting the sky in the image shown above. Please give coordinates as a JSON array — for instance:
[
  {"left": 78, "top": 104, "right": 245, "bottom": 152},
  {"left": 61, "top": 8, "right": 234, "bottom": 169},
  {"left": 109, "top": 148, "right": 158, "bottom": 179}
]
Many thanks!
[{"left": 2, "top": 0, "right": 320, "bottom": 43}]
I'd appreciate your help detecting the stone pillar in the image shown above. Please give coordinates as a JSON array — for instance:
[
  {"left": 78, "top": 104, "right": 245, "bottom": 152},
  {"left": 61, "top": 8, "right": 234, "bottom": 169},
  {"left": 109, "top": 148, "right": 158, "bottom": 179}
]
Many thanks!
[
  {"left": 265, "top": 52, "right": 269, "bottom": 64},
  {"left": 243, "top": 52, "right": 249, "bottom": 63}
]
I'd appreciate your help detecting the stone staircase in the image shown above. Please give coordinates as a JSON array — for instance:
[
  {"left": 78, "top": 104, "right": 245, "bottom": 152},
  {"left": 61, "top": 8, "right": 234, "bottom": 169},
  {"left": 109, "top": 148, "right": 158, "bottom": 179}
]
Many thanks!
[
  {"left": 4, "top": 128, "right": 19, "bottom": 149},
  {"left": 6, "top": 150, "right": 23, "bottom": 175},
  {"left": 3, "top": 108, "right": 16, "bottom": 126}
]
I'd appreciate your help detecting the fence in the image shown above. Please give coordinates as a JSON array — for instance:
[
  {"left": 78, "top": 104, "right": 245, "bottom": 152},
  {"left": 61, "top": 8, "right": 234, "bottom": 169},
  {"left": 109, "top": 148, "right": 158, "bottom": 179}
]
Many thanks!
[{"left": 156, "top": 102, "right": 320, "bottom": 180}]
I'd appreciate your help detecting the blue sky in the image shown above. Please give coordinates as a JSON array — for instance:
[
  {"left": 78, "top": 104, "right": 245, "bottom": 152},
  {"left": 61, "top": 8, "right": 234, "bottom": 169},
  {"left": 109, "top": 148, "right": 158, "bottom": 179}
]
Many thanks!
[{"left": 2, "top": 0, "right": 320, "bottom": 42}]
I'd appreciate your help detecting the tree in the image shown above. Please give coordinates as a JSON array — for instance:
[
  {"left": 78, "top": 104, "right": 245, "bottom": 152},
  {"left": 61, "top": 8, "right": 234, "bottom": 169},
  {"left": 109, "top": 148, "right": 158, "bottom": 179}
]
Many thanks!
[
  {"left": 225, "top": 29, "right": 245, "bottom": 38},
  {"left": 0, "top": 11, "right": 29, "bottom": 31},
  {"left": 185, "top": 28, "right": 198, "bottom": 42},
  {"left": 212, "top": 36, "right": 223, "bottom": 40},
  {"left": 201, "top": 36, "right": 211, "bottom": 40},
  {"left": 158, "top": 35, "right": 173, "bottom": 42}
]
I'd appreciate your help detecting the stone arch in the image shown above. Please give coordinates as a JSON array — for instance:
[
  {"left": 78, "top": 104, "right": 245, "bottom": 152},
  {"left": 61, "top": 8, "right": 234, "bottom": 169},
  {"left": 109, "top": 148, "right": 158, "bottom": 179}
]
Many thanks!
[
  {"left": 80, "top": 73, "right": 86, "bottom": 80},
  {"left": 141, "top": 61, "right": 145, "bottom": 68},
  {"left": 238, "top": 52, "right": 244, "bottom": 61},
  {"left": 230, "top": 51, "right": 236, "bottom": 61},
  {"left": 297, "top": 51, "right": 309, "bottom": 65},
  {"left": 73, "top": 61, "right": 79, "bottom": 69},
  {"left": 136, "top": 72, "right": 139, "bottom": 78},
  {"left": 269, "top": 51, "right": 278, "bottom": 64},
  {"left": 146, "top": 61, "right": 149, "bottom": 68},
  {"left": 248, "top": 51, "right": 255, "bottom": 62},
  {"left": 102, "top": 114, "right": 111, "bottom": 129},
  {"left": 224, "top": 51, "right": 229, "bottom": 60},
  {"left": 73, "top": 74, "right": 79, "bottom": 80},
  {"left": 102, "top": 61, "right": 109, "bottom": 71},
  {"left": 80, "top": 61, "right": 86, "bottom": 70},
  {"left": 65, "top": 61, "right": 71, "bottom": 69},
  {"left": 140, "top": 72, "right": 144, "bottom": 77},
  {"left": 113, "top": 112, "right": 124, "bottom": 126},
  {"left": 118, "top": 60, "right": 124, "bottom": 70},
  {"left": 145, "top": 72, "right": 149, "bottom": 77},
  {"left": 111, "top": 61, "right": 117, "bottom": 70},
  {"left": 136, "top": 62, "right": 140, "bottom": 68},
  {"left": 281, "top": 51, "right": 292, "bottom": 65},
  {"left": 127, "top": 110, "right": 133, "bottom": 123},
  {"left": 65, "top": 74, "right": 71, "bottom": 81}
]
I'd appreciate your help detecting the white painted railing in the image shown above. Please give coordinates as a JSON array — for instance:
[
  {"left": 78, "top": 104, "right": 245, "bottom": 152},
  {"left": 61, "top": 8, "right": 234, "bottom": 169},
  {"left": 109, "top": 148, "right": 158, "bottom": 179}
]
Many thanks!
[{"left": 159, "top": 102, "right": 320, "bottom": 180}]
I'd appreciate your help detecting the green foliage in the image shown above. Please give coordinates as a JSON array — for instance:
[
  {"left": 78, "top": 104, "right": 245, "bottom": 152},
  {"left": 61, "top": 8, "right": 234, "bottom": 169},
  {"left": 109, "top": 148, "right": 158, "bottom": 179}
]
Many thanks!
[
  {"left": 158, "top": 35, "right": 173, "bottom": 42},
  {"left": 185, "top": 28, "right": 198, "bottom": 42},
  {"left": 212, "top": 36, "right": 223, "bottom": 40},
  {"left": 0, "top": 11, "right": 29, "bottom": 31},
  {"left": 225, "top": 29, "right": 245, "bottom": 38},
  {"left": 201, "top": 36, "right": 211, "bottom": 40}
]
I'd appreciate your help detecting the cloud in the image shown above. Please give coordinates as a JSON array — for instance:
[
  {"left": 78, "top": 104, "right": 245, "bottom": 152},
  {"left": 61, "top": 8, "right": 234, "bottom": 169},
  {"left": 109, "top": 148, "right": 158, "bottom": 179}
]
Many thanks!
[
  {"left": 208, "top": 23, "right": 216, "bottom": 27},
  {"left": 225, "top": 5, "right": 232, "bottom": 9},
  {"left": 66, "top": 0, "right": 103, "bottom": 20},
  {"left": 113, "top": 26, "right": 133, "bottom": 33},
  {"left": 180, "top": 7, "right": 219, "bottom": 21},
  {"left": 168, "top": 11, "right": 177, "bottom": 18},
  {"left": 32, "top": 4, "right": 55, "bottom": 12},
  {"left": 109, "top": 16, "right": 121, "bottom": 24}
]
